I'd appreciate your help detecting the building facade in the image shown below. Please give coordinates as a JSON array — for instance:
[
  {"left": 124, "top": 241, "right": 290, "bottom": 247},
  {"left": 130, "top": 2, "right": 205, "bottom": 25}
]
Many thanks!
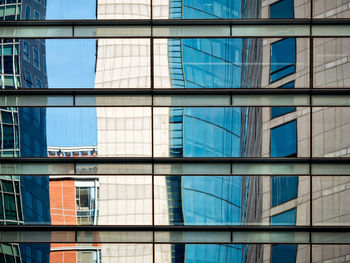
[{"left": 0, "top": 0, "right": 350, "bottom": 262}]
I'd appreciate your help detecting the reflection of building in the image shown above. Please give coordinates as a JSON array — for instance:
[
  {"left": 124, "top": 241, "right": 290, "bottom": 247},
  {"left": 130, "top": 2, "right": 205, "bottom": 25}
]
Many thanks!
[
  {"left": 48, "top": 149, "right": 100, "bottom": 262},
  {"left": 47, "top": 146, "right": 98, "bottom": 157}
]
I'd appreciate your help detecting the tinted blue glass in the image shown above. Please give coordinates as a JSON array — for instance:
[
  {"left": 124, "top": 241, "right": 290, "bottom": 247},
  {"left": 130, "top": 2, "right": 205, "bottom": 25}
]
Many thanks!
[
  {"left": 271, "top": 81, "right": 296, "bottom": 118},
  {"left": 271, "top": 107, "right": 296, "bottom": 119},
  {"left": 183, "top": 108, "right": 241, "bottom": 157},
  {"left": 272, "top": 245, "right": 297, "bottom": 263},
  {"left": 185, "top": 244, "right": 242, "bottom": 262},
  {"left": 270, "top": 120, "right": 297, "bottom": 157},
  {"left": 181, "top": 39, "right": 243, "bottom": 89},
  {"left": 270, "top": 0, "right": 295, "bottom": 19},
  {"left": 182, "top": 176, "right": 242, "bottom": 224},
  {"left": 271, "top": 208, "right": 296, "bottom": 225},
  {"left": 183, "top": 0, "right": 241, "bottom": 19},
  {"left": 270, "top": 65, "right": 295, "bottom": 83},
  {"left": 271, "top": 176, "right": 298, "bottom": 207},
  {"left": 270, "top": 38, "right": 296, "bottom": 83}
]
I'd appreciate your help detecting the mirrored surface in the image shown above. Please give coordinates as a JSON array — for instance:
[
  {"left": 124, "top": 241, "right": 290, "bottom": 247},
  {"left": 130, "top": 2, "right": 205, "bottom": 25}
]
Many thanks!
[
  {"left": 0, "top": 175, "right": 152, "bottom": 225},
  {"left": 0, "top": 37, "right": 310, "bottom": 90},
  {"left": 154, "top": 107, "right": 310, "bottom": 158},
  {"left": 153, "top": 0, "right": 310, "bottom": 19},
  {"left": 0, "top": 0, "right": 312, "bottom": 20},
  {"left": 0, "top": 105, "right": 312, "bottom": 158},
  {"left": 154, "top": 175, "right": 309, "bottom": 226},
  {"left": 154, "top": 38, "right": 309, "bottom": 89},
  {"left": 0, "top": 243, "right": 153, "bottom": 263},
  {"left": 156, "top": 244, "right": 310, "bottom": 263},
  {"left": 313, "top": 176, "right": 350, "bottom": 226},
  {"left": 1, "top": 38, "right": 151, "bottom": 89},
  {"left": 0, "top": 107, "right": 152, "bottom": 158},
  {"left": 312, "top": 245, "right": 350, "bottom": 262},
  {"left": 313, "top": 0, "right": 350, "bottom": 18},
  {"left": 312, "top": 107, "right": 350, "bottom": 157},
  {"left": 313, "top": 38, "right": 350, "bottom": 89}
]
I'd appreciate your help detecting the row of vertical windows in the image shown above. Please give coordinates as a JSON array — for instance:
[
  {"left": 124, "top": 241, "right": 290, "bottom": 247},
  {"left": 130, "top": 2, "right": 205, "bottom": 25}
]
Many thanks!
[
  {"left": 269, "top": 1, "right": 298, "bottom": 262},
  {"left": 23, "top": 40, "right": 40, "bottom": 69},
  {"left": 25, "top": 5, "right": 41, "bottom": 20}
]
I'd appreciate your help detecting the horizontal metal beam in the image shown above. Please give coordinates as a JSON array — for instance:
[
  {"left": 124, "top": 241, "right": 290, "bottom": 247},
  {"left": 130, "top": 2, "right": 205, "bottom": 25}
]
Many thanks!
[
  {"left": 0, "top": 157, "right": 348, "bottom": 163},
  {"left": 0, "top": 19, "right": 349, "bottom": 27},
  {"left": 0, "top": 89, "right": 349, "bottom": 95},
  {"left": 1, "top": 225, "right": 349, "bottom": 231}
]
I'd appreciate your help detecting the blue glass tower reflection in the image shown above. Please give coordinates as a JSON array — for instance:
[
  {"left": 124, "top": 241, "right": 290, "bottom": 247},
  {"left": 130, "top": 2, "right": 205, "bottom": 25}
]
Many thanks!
[{"left": 166, "top": 1, "right": 263, "bottom": 262}]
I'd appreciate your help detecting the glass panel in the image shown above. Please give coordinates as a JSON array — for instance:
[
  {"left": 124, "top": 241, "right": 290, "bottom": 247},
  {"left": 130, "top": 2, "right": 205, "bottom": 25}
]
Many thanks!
[
  {"left": 0, "top": 96, "right": 73, "bottom": 106},
  {"left": 154, "top": 38, "right": 309, "bottom": 89},
  {"left": 231, "top": 95, "right": 309, "bottom": 106},
  {"left": 153, "top": 0, "right": 310, "bottom": 19},
  {"left": 270, "top": 0, "right": 295, "bottom": 18},
  {"left": 312, "top": 245, "right": 350, "bottom": 262},
  {"left": 312, "top": 233, "right": 350, "bottom": 244},
  {"left": 75, "top": 96, "right": 152, "bottom": 106},
  {"left": 313, "top": 176, "right": 350, "bottom": 226},
  {"left": 270, "top": 121, "right": 298, "bottom": 157},
  {"left": 153, "top": 26, "right": 230, "bottom": 37},
  {"left": 1, "top": 38, "right": 151, "bottom": 90},
  {"left": 1, "top": 175, "right": 152, "bottom": 225},
  {"left": 270, "top": 39, "right": 296, "bottom": 83},
  {"left": 232, "top": 163, "right": 309, "bottom": 175},
  {"left": 1, "top": 231, "right": 75, "bottom": 243},
  {"left": 154, "top": 164, "right": 231, "bottom": 175},
  {"left": 313, "top": 0, "right": 350, "bottom": 19},
  {"left": 154, "top": 176, "right": 309, "bottom": 226},
  {"left": 74, "top": 26, "right": 152, "bottom": 37},
  {"left": 313, "top": 38, "right": 350, "bottom": 88},
  {"left": 312, "top": 164, "right": 350, "bottom": 175},
  {"left": 156, "top": 244, "right": 310, "bottom": 263},
  {"left": 312, "top": 107, "right": 350, "bottom": 157},
  {"left": 155, "top": 231, "right": 231, "bottom": 243},
  {"left": 0, "top": 27, "right": 72, "bottom": 37},
  {"left": 154, "top": 107, "right": 310, "bottom": 158},
  {"left": 0, "top": 0, "right": 151, "bottom": 20},
  {"left": 153, "top": 95, "right": 231, "bottom": 106},
  {"left": 77, "top": 231, "right": 153, "bottom": 243},
  {"left": 231, "top": 25, "right": 309, "bottom": 36},
  {"left": 313, "top": 95, "right": 350, "bottom": 106},
  {"left": 231, "top": 231, "right": 309, "bottom": 243},
  {"left": 0, "top": 107, "right": 152, "bottom": 158}
]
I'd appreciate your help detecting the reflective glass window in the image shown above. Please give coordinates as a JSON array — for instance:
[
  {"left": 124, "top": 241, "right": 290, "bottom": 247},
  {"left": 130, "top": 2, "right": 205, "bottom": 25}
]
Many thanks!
[
  {"left": 33, "top": 47, "right": 40, "bottom": 69},
  {"left": 35, "top": 77, "right": 42, "bottom": 89},
  {"left": 271, "top": 245, "right": 298, "bottom": 263},
  {"left": 25, "top": 5, "right": 31, "bottom": 20},
  {"left": 271, "top": 208, "right": 297, "bottom": 225},
  {"left": 270, "top": 38, "right": 296, "bottom": 83},
  {"left": 271, "top": 81, "right": 296, "bottom": 119},
  {"left": 272, "top": 177, "right": 298, "bottom": 207},
  {"left": 23, "top": 40, "right": 30, "bottom": 61},
  {"left": 270, "top": 120, "right": 297, "bottom": 157},
  {"left": 24, "top": 70, "right": 33, "bottom": 88},
  {"left": 33, "top": 10, "right": 40, "bottom": 20},
  {"left": 270, "top": 0, "right": 295, "bottom": 19}
]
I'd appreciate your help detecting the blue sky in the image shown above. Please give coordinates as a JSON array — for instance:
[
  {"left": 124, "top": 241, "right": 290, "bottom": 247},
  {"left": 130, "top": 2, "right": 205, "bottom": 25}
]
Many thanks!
[
  {"left": 46, "top": 0, "right": 96, "bottom": 20},
  {"left": 45, "top": 0, "right": 97, "bottom": 147}
]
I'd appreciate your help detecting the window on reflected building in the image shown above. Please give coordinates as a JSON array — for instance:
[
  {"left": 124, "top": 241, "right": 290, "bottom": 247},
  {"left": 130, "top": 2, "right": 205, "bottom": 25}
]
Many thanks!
[
  {"left": 270, "top": 38, "right": 296, "bottom": 83},
  {"left": 270, "top": 0, "right": 294, "bottom": 18},
  {"left": 271, "top": 81, "right": 296, "bottom": 119},
  {"left": 270, "top": 120, "right": 297, "bottom": 157}
]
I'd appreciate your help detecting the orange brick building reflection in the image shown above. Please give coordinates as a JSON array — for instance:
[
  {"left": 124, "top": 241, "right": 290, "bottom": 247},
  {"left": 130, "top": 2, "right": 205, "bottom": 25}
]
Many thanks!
[{"left": 48, "top": 148, "right": 100, "bottom": 262}]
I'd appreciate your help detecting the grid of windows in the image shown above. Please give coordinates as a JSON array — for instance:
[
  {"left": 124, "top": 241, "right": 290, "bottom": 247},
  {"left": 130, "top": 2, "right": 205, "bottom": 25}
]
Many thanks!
[{"left": 0, "top": 0, "right": 349, "bottom": 262}]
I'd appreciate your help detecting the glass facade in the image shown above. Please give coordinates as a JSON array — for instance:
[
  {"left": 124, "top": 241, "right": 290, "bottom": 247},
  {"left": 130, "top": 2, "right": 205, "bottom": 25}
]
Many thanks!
[{"left": 0, "top": 0, "right": 349, "bottom": 262}]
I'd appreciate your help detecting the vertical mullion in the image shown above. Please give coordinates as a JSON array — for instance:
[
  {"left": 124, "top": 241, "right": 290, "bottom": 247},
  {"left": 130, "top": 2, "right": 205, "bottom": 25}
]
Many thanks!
[{"left": 309, "top": 0, "right": 313, "bottom": 259}]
